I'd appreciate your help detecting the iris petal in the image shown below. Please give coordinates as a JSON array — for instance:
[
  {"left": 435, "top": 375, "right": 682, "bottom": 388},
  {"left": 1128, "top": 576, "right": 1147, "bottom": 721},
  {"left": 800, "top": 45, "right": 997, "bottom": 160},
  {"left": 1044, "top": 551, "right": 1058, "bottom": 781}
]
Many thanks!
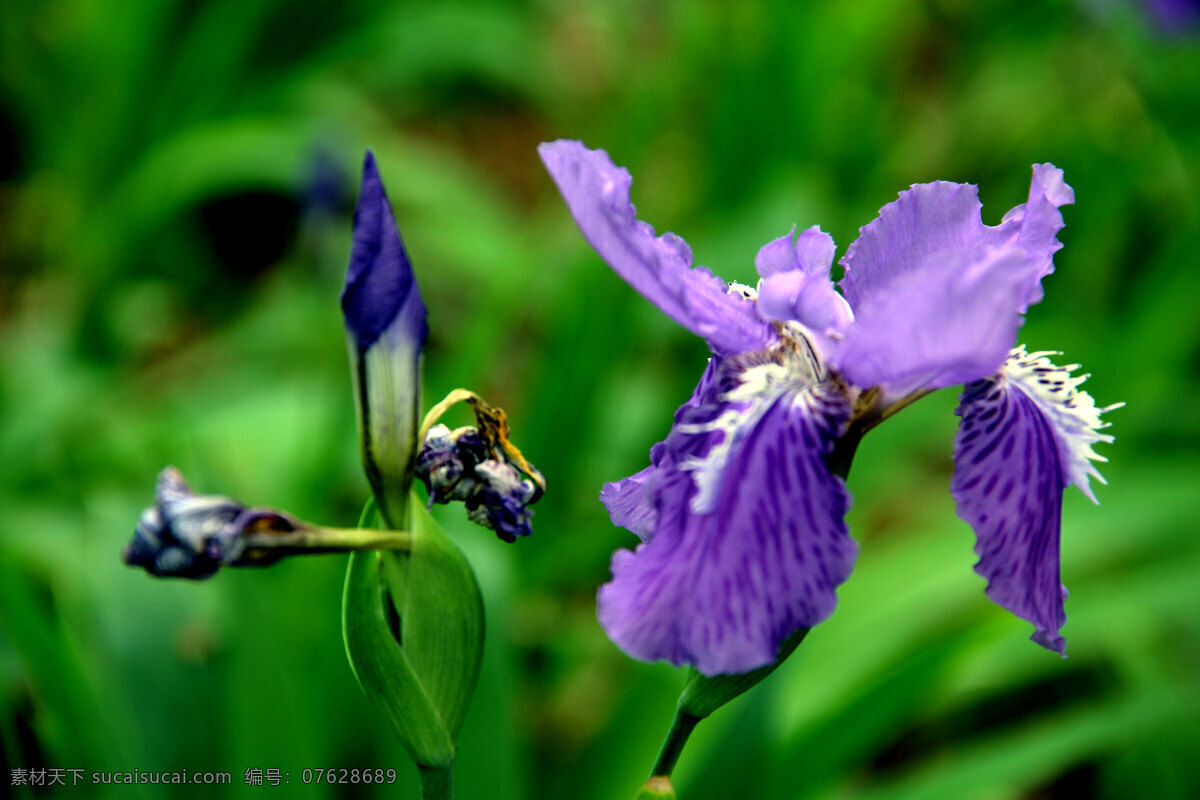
[
  {"left": 597, "top": 373, "right": 855, "bottom": 676},
  {"left": 794, "top": 226, "right": 838, "bottom": 276},
  {"left": 758, "top": 270, "right": 853, "bottom": 333},
  {"left": 539, "top": 140, "right": 773, "bottom": 356},
  {"left": 600, "top": 465, "right": 657, "bottom": 542},
  {"left": 952, "top": 347, "right": 1117, "bottom": 654},
  {"left": 837, "top": 168, "right": 1073, "bottom": 391},
  {"left": 342, "top": 151, "right": 428, "bottom": 352},
  {"left": 837, "top": 245, "right": 1039, "bottom": 392},
  {"left": 754, "top": 227, "right": 802, "bottom": 277},
  {"left": 1002, "top": 164, "right": 1075, "bottom": 308},
  {"left": 754, "top": 225, "right": 837, "bottom": 279},
  {"left": 601, "top": 359, "right": 722, "bottom": 543}
]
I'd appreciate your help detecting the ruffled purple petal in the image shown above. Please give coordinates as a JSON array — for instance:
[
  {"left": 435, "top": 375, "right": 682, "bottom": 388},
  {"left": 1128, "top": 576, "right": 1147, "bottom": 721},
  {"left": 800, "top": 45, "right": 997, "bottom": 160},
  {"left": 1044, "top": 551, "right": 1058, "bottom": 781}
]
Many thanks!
[
  {"left": 600, "top": 359, "right": 723, "bottom": 543},
  {"left": 597, "top": 372, "right": 855, "bottom": 676},
  {"left": 754, "top": 225, "right": 837, "bottom": 278},
  {"left": 754, "top": 226, "right": 852, "bottom": 357},
  {"left": 836, "top": 246, "right": 1039, "bottom": 392},
  {"left": 840, "top": 181, "right": 1000, "bottom": 308},
  {"left": 341, "top": 150, "right": 428, "bottom": 353},
  {"left": 999, "top": 164, "right": 1075, "bottom": 308},
  {"left": 837, "top": 168, "right": 1073, "bottom": 390},
  {"left": 539, "top": 140, "right": 773, "bottom": 356},
  {"left": 600, "top": 465, "right": 657, "bottom": 542},
  {"left": 758, "top": 269, "right": 854, "bottom": 334},
  {"left": 951, "top": 347, "right": 1118, "bottom": 655}
]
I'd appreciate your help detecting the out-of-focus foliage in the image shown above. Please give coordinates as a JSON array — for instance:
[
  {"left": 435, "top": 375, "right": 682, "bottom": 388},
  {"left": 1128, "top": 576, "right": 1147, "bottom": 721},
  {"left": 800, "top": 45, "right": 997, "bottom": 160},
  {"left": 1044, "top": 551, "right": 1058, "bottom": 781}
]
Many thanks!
[{"left": 1, "top": 0, "right": 1197, "bottom": 798}]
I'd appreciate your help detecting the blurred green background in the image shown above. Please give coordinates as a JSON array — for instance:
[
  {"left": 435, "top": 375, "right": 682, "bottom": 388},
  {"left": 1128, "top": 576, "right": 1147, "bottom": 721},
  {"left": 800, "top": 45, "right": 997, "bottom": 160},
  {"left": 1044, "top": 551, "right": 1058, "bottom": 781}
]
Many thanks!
[{"left": 2, "top": 0, "right": 1198, "bottom": 798}]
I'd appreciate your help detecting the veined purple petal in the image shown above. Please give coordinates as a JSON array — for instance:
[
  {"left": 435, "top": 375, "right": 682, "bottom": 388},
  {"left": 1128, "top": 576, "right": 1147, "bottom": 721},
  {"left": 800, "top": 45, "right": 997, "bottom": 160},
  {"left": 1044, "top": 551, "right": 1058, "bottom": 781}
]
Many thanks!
[
  {"left": 597, "top": 367, "right": 855, "bottom": 676},
  {"left": 600, "top": 465, "right": 657, "bottom": 542},
  {"left": 953, "top": 373, "right": 1066, "bottom": 653},
  {"left": 952, "top": 347, "right": 1118, "bottom": 654},
  {"left": 600, "top": 359, "right": 723, "bottom": 543},
  {"left": 993, "top": 347, "right": 1117, "bottom": 500},
  {"left": 341, "top": 150, "right": 428, "bottom": 353},
  {"left": 539, "top": 140, "right": 773, "bottom": 356},
  {"left": 837, "top": 168, "right": 1073, "bottom": 390}
]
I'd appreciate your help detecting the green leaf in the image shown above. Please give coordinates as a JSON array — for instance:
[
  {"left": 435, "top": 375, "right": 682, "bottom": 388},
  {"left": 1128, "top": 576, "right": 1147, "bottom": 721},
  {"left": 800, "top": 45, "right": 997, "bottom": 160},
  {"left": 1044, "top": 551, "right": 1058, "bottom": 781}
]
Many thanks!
[{"left": 342, "top": 498, "right": 484, "bottom": 767}]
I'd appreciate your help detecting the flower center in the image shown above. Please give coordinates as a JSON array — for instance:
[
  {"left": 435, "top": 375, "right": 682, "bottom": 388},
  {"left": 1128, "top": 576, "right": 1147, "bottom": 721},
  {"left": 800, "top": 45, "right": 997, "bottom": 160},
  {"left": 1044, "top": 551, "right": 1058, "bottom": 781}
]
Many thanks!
[{"left": 678, "top": 328, "right": 829, "bottom": 514}]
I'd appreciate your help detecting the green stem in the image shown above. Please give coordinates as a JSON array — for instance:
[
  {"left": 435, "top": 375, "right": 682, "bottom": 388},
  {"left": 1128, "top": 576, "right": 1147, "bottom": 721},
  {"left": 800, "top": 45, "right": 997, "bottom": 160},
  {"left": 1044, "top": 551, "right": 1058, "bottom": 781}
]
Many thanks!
[
  {"left": 417, "top": 763, "right": 453, "bottom": 800},
  {"left": 870, "top": 387, "right": 935, "bottom": 429},
  {"left": 825, "top": 424, "right": 864, "bottom": 480},
  {"left": 240, "top": 526, "right": 411, "bottom": 554},
  {"left": 650, "top": 710, "right": 701, "bottom": 778},
  {"left": 831, "top": 385, "right": 936, "bottom": 479}
]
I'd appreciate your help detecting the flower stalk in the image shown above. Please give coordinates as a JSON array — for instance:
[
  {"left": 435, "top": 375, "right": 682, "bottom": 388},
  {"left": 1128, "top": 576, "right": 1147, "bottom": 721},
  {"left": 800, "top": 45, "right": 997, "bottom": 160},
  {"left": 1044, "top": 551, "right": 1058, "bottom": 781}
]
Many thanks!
[
  {"left": 648, "top": 627, "right": 813, "bottom": 782},
  {"left": 635, "top": 776, "right": 678, "bottom": 800},
  {"left": 417, "top": 764, "right": 454, "bottom": 800},
  {"left": 122, "top": 467, "right": 411, "bottom": 579},
  {"left": 649, "top": 712, "right": 701, "bottom": 779},
  {"left": 238, "top": 526, "right": 410, "bottom": 556}
]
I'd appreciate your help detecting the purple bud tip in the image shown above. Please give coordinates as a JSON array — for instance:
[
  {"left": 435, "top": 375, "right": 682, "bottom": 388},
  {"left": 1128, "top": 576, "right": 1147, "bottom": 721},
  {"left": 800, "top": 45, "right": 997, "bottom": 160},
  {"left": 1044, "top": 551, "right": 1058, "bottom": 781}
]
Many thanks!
[
  {"left": 340, "top": 150, "right": 428, "bottom": 352},
  {"left": 1148, "top": 0, "right": 1200, "bottom": 32}
]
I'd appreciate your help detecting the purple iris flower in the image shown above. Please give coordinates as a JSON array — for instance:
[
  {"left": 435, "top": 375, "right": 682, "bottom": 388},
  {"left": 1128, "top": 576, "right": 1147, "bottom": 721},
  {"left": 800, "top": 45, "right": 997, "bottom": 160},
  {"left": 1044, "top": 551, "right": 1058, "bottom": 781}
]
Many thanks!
[{"left": 540, "top": 140, "right": 1118, "bottom": 676}]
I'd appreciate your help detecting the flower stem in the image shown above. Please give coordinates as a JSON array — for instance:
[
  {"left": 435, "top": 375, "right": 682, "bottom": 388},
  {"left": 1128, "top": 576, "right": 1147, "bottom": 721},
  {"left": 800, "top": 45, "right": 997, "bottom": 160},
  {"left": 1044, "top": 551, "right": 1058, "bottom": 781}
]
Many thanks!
[
  {"left": 417, "top": 763, "right": 453, "bottom": 800},
  {"left": 830, "top": 385, "right": 935, "bottom": 480},
  {"left": 870, "top": 387, "right": 936, "bottom": 429},
  {"left": 239, "top": 527, "right": 411, "bottom": 556},
  {"left": 650, "top": 710, "right": 701, "bottom": 778},
  {"left": 826, "top": 426, "right": 864, "bottom": 480}
]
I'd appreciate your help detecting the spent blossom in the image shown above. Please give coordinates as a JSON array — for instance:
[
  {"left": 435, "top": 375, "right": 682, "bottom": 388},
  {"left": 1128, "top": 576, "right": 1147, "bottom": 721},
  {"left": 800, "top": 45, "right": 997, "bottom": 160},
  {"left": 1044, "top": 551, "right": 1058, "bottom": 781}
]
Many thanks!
[
  {"left": 122, "top": 467, "right": 410, "bottom": 578},
  {"left": 416, "top": 422, "right": 542, "bottom": 542},
  {"left": 540, "top": 140, "right": 1119, "bottom": 676}
]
